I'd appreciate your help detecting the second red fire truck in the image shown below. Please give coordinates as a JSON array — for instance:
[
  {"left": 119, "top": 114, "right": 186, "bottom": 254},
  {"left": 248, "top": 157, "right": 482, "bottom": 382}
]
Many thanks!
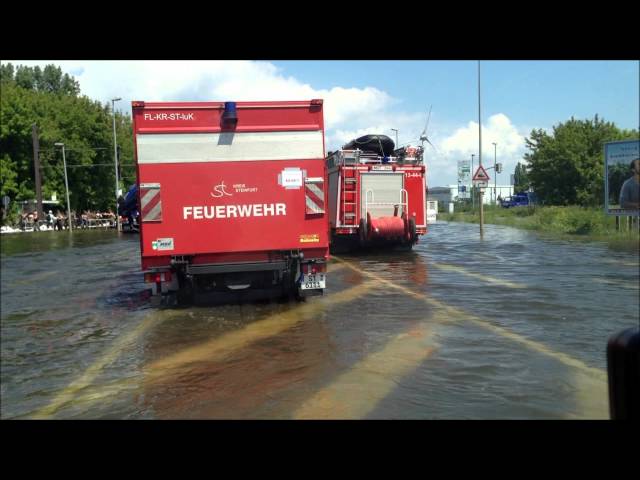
[{"left": 326, "top": 134, "right": 428, "bottom": 252}]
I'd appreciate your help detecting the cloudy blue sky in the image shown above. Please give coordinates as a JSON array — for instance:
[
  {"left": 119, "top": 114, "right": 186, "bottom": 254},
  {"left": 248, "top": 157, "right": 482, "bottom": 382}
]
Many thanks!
[{"left": 7, "top": 60, "right": 639, "bottom": 187}]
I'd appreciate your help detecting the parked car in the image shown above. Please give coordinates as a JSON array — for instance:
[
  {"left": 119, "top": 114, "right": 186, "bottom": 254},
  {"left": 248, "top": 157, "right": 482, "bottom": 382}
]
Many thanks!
[{"left": 500, "top": 192, "right": 537, "bottom": 208}]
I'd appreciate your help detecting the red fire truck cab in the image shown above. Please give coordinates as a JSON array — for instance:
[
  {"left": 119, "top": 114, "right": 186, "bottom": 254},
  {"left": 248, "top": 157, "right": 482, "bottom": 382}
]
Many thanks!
[
  {"left": 131, "top": 100, "right": 329, "bottom": 305},
  {"left": 326, "top": 135, "right": 427, "bottom": 252}
]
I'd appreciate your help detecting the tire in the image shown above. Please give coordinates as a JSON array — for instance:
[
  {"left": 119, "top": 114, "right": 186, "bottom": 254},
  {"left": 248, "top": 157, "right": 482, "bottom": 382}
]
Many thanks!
[
  {"left": 160, "top": 291, "right": 178, "bottom": 307},
  {"left": 405, "top": 217, "right": 417, "bottom": 244},
  {"left": 176, "top": 272, "right": 195, "bottom": 306},
  {"left": 359, "top": 218, "right": 368, "bottom": 245}
]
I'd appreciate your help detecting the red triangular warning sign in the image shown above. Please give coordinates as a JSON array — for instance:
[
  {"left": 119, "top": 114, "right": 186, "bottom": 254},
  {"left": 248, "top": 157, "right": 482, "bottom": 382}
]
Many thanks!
[{"left": 473, "top": 165, "right": 490, "bottom": 181}]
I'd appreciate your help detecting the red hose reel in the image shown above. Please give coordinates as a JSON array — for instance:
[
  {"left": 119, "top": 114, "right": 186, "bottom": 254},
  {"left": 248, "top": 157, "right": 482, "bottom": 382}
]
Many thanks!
[{"left": 363, "top": 212, "right": 416, "bottom": 243}]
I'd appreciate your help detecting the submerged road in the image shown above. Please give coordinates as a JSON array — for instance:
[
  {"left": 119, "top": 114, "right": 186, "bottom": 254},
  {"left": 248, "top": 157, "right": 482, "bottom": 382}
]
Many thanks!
[{"left": 1, "top": 223, "right": 638, "bottom": 419}]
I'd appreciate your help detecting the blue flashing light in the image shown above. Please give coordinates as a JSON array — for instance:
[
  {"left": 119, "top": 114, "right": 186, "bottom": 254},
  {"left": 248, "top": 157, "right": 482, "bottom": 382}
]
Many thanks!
[{"left": 222, "top": 101, "right": 238, "bottom": 125}]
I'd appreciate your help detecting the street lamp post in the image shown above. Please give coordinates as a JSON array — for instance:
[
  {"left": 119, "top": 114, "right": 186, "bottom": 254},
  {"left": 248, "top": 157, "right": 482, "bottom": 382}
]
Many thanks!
[
  {"left": 492, "top": 142, "right": 498, "bottom": 204},
  {"left": 478, "top": 60, "right": 484, "bottom": 238},
  {"left": 471, "top": 153, "right": 475, "bottom": 210},
  {"left": 111, "top": 97, "right": 122, "bottom": 231},
  {"left": 390, "top": 129, "right": 399, "bottom": 149},
  {"left": 54, "top": 143, "right": 72, "bottom": 231}
]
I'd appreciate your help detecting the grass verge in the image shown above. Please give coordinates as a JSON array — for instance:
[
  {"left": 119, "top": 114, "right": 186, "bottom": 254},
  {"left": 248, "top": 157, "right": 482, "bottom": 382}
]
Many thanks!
[{"left": 441, "top": 205, "right": 640, "bottom": 251}]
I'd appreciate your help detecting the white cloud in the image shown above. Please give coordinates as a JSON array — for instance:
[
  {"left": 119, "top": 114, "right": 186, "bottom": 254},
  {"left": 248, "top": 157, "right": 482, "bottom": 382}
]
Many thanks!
[
  {"left": 428, "top": 113, "right": 528, "bottom": 186},
  {"left": 6, "top": 60, "right": 393, "bottom": 133},
  {"left": 6, "top": 61, "right": 536, "bottom": 187},
  {"left": 440, "top": 113, "right": 525, "bottom": 158},
  {"left": 7, "top": 59, "right": 425, "bottom": 149}
]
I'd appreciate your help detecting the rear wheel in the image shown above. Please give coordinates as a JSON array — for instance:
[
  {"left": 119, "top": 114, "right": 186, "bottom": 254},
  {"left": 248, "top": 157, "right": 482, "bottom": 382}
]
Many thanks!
[
  {"left": 405, "top": 217, "right": 417, "bottom": 244},
  {"left": 160, "top": 291, "right": 179, "bottom": 307},
  {"left": 176, "top": 272, "right": 195, "bottom": 305},
  {"left": 359, "top": 218, "right": 368, "bottom": 245}
]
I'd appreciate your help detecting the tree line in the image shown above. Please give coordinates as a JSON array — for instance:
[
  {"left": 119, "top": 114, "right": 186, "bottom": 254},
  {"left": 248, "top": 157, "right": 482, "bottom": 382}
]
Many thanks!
[
  {"left": 2, "top": 62, "right": 638, "bottom": 217},
  {"left": 513, "top": 115, "right": 638, "bottom": 206},
  {"left": 1, "top": 63, "right": 136, "bottom": 219}
]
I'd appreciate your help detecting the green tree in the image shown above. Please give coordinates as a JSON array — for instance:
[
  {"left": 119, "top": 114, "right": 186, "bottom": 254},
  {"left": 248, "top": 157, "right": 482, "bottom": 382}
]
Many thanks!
[
  {"left": 523, "top": 116, "right": 638, "bottom": 206},
  {"left": 514, "top": 162, "right": 529, "bottom": 192},
  {"left": 0, "top": 63, "right": 15, "bottom": 83},
  {"left": 0, "top": 62, "right": 133, "bottom": 214},
  {"left": 3, "top": 63, "right": 80, "bottom": 96}
]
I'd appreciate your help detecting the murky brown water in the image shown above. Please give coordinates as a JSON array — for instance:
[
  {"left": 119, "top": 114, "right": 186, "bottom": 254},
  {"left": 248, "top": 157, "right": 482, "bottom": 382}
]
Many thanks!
[{"left": 1, "top": 224, "right": 638, "bottom": 419}]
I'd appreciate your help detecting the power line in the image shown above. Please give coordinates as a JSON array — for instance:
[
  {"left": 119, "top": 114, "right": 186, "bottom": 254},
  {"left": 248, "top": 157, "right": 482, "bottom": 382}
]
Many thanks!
[
  {"left": 38, "top": 147, "right": 110, "bottom": 152},
  {"left": 66, "top": 164, "right": 136, "bottom": 168}
]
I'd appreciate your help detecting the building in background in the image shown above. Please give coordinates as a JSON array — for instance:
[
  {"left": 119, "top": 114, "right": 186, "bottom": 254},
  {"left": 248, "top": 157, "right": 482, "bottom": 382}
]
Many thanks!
[
  {"left": 427, "top": 186, "right": 456, "bottom": 205},
  {"left": 427, "top": 185, "right": 514, "bottom": 205}
]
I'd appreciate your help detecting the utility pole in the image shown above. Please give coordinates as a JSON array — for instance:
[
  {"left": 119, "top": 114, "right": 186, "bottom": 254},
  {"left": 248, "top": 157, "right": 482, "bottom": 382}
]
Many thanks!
[
  {"left": 55, "top": 143, "right": 72, "bottom": 231},
  {"left": 112, "top": 97, "right": 122, "bottom": 231},
  {"left": 471, "top": 153, "right": 475, "bottom": 210},
  {"left": 478, "top": 60, "right": 484, "bottom": 238},
  {"left": 391, "top": 128, "right": 399, "bottom": 148},
  {"left": 492, "top": 142, "right": 497, "bottom": 204},
  {"left": 32, "top": 124, "right": 43, "bottom": 220}
]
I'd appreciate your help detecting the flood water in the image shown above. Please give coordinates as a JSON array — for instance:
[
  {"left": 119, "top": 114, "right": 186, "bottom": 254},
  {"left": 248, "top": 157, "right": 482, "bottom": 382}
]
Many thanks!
[{"left": 1, "top": 223, "right": 638, "bottom": 419}]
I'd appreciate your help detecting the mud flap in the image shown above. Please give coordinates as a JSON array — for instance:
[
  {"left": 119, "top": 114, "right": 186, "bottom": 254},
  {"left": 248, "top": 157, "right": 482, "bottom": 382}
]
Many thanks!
[
  {"left": 297, "top": 287, "right": 323, "bottom": 299},
  {"left": 160, "top": 292, "right": 179, "bottom": 307}
]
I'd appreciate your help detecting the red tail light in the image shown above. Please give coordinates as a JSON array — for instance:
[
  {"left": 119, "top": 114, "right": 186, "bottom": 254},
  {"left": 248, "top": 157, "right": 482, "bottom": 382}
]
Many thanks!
[
  {"left": 302, "top": 263, "right": 326, "bottom": 274},
  {"left": 144, "top": 271, "right": 172, "bottom": 283}
]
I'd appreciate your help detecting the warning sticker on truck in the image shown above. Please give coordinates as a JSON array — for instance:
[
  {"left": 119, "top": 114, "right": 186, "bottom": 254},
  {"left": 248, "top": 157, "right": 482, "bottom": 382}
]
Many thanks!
[
  {"left": 279, "top": 168, "right": 303, "bottom": 189},
  {"left": 299, "top": 234, "right": 320, "bottom": 243},
  {"left": 152, "top": 238, "right": 174, "bottom": 251}
]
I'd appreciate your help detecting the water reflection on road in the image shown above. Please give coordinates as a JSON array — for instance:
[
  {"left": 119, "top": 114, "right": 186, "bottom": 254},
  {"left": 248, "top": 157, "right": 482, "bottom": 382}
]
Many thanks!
[{"left": 1, "top": 224, "right": 638, "bottom": 419}]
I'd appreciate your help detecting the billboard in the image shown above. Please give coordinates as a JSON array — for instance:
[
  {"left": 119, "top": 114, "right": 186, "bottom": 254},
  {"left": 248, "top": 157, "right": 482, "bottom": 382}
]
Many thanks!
[
  {"left": 458, "top": 159, "right": 471, "bottom": 183},
  {"left": 605, "top": 140, "right": 640, "bottom": 216},
  {"left": 457, "top": 160, "right": 471, "bottom": 199}
]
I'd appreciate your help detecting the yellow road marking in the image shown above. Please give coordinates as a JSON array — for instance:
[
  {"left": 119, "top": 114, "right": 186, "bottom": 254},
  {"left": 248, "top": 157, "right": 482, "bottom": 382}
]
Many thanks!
[
  {"left": 332, "top": 256, "right": 607, "bottom": 383},
  {"left": 51, "top": 376, "right": 141, "bottom": 412},
  {"left": 592, "top": 277, "right": 640, "bottom": 290},
  {"left": 601, "top": 258, "right": 639, "bottom": 268},
  {"left": 565, "top": 369, "right": 609, "bottom": 419},
  {"left": 145, "top": 282, "right": 375, "bottom": 381},
  {"left": 116, "top": 248, "right": 135, "bottom": 257},
  {"left": 327, "top": 263, "right": 346, "bottom": 273},
  {"left": 10, "top": 270, "right": 59, "bottom": 286},
  {"left": 431, "top": 262, "right": 526, "bottom": 289},
  {"left": 31, "top": 309, "right": 183, "bottom": 419},
  {"left": 293, "top": 324, "right": 436, "bottom": 419},
  {"left": 37, "top": 281, "right": 373, "bottom": 417}
]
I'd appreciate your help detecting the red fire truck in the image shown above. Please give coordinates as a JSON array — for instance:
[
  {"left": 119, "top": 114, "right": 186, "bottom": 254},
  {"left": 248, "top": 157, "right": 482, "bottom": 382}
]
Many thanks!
[
  {"left": 326, "top": 135, "right": 427, "bottom": 252},
  {"left": 131, "top": 100, "right": 329, "bottom": 305}
]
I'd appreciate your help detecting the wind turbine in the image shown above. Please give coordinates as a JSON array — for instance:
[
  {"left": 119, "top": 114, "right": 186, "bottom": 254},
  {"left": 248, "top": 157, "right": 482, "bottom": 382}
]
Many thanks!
[{"left": 419, "top": 105, "right": 436, "bottom": 151}]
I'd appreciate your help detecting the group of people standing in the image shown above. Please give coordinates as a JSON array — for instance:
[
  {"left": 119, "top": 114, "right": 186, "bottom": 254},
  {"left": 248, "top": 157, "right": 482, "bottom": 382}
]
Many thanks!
[
  {"left": 19, "top": 209, "right": 116, "bottom": 231},
  {"left": 77, "top": 209, "right": 116, "bottom": 228},
  {"left": 20, "top": 210, "right": 66, "bottom": 231}
]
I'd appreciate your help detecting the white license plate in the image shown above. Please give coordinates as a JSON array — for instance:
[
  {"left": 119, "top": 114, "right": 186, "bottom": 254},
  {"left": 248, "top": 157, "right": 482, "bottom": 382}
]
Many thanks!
[{"left": 300, "top": 273, "right": 326, "bottom": 290}]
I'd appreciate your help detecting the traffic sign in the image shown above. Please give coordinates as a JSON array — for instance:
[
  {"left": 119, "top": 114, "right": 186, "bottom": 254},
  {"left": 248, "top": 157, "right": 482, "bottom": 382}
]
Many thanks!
[{"left": 472, "top": 165, "right": 490, "bottom": 182}]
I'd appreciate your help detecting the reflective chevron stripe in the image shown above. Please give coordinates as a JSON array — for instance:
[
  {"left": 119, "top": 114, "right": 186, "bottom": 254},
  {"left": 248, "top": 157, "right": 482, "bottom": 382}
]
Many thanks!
[
  {"left": 305, "top": 179, "right": 325, "bottom": 215},
  {"left": 140, "top": 183, "right": 162, "bottom": 222}
]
